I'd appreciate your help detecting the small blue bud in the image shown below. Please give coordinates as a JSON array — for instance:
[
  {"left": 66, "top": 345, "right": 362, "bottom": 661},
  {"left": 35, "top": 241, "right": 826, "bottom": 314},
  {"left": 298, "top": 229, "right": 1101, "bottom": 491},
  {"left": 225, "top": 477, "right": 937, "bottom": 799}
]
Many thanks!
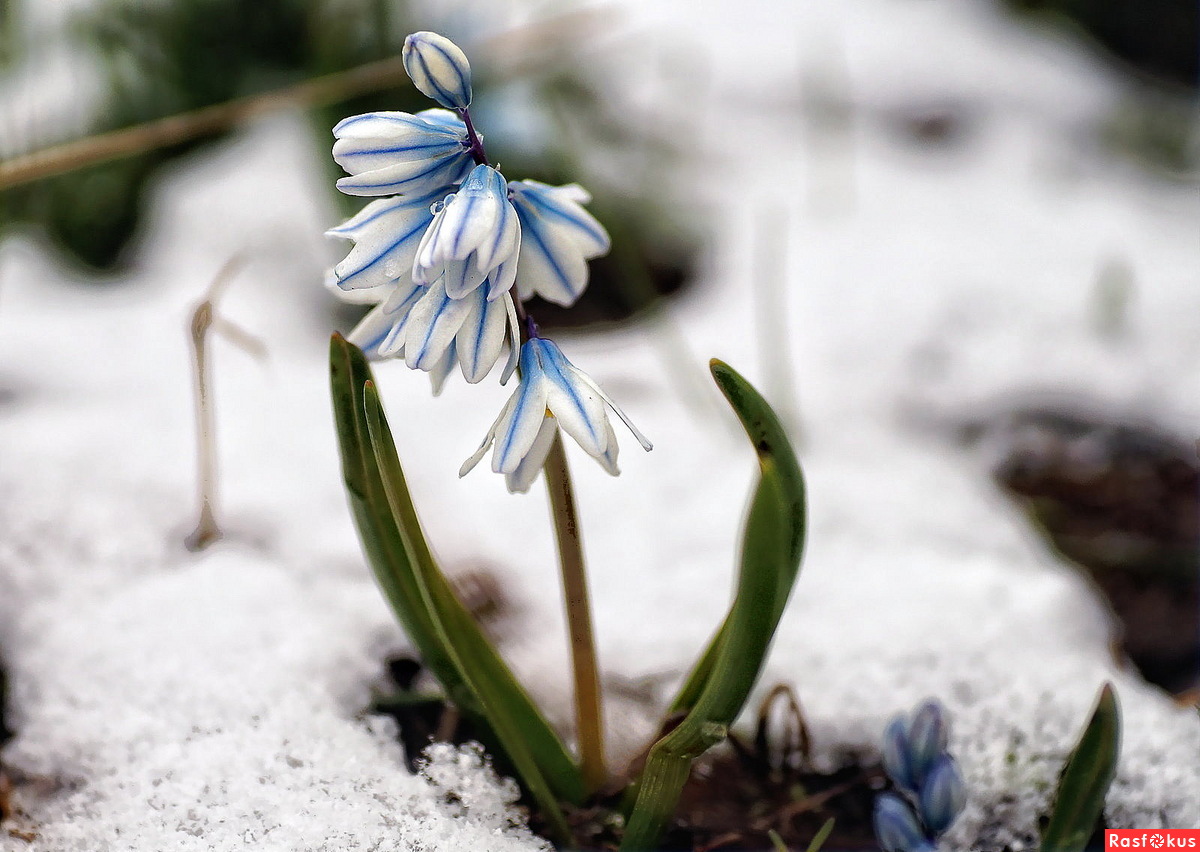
[
  {"left": 882, "top": 716, "right": 917, "bottom": 792},
  {"left": 874, "top": 792, "right": 935, "bottom": 852},
  {"left": 919, "top": 754, "right": 967, "bottom": 835},
  {"left": 403, "top": 31, "right": 473, "bottom": 110},
  {"left": 908, "top": 699, "right": 951, "bottom": 786}
]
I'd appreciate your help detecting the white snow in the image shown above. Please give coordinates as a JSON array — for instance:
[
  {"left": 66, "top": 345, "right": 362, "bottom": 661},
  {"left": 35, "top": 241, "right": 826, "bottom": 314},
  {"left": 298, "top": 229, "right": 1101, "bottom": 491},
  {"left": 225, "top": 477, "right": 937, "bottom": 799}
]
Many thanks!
[{"left": 2, "top": 0, "right": 1198, "bottom": 849}]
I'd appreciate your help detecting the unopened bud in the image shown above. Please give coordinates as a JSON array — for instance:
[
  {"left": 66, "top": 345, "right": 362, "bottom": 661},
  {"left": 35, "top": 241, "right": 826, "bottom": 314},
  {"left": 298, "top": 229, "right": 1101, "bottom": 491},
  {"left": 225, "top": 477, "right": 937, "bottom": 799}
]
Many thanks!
[{"left": 403, "top": 31, "right": 472, "bottom": 110}]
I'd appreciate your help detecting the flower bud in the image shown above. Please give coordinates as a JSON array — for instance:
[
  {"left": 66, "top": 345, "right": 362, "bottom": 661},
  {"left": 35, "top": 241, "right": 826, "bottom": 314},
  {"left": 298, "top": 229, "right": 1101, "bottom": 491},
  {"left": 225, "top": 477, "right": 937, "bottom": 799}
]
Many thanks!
[
  {"left": 919, "top": 755, "right": 966, "bottom": 835},
  {"left": 882, "top": 716, "right": 916, "bottom": 792},
  {"left": 403, "top": 31, "right": 473, "bottom": 110},
  {"left": 908, "top": 699, "right": 950, "bottom": 786},
  {"left": 874, "top": 793, "right": 935, "bottom": 852}
]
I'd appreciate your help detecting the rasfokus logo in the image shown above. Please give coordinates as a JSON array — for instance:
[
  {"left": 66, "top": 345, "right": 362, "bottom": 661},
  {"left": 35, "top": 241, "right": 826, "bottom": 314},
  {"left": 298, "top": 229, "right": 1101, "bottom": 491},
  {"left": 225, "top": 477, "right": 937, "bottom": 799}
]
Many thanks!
[{"left": 1107, "top": 830, "right": 1200, "bottom": 848}]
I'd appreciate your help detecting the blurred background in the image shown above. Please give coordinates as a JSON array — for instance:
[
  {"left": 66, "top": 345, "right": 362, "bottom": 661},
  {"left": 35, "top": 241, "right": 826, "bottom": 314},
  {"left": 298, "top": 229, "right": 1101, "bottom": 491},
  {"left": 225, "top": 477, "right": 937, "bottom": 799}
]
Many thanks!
[{"left": 0, "top": 0, "right": 1196, "bottom": 698}]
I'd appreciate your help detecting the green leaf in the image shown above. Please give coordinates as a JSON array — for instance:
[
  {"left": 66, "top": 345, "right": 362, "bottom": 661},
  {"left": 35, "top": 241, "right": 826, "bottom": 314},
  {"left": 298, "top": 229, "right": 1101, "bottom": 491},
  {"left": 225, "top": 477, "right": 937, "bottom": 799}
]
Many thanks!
[
  {"left": 1041, "top": 683, "right": 1121, "bottom": 852},
  {"left": 329, "top": 333, "right": 467, "bottom": 706},
  {"left": 804, "top": 818, "right": 836, "bottom": 852},
  {"left": 329, "top": 336, "right": 585, "bottom": 833},
  {"left": 620, "top": 359, "right": 807, "bottom": 852}
]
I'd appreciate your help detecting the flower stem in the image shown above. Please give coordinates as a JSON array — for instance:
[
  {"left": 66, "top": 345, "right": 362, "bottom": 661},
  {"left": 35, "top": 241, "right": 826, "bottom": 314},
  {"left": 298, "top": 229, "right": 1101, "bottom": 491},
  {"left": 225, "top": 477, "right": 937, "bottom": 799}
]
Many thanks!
[
  {"left": 543, "top": 431, "right": 607, "bottom": 793},
  {"left": 458, "top": 108, "right": 489, "bottom": 167}
]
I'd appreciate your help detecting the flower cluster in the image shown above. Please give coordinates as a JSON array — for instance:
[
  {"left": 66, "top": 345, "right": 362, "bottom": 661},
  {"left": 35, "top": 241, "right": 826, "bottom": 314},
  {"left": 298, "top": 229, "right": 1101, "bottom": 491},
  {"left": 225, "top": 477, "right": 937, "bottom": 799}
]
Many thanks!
[
  {"left": 874, "top": 699, "right": 967, "bottom": 852},
  {"left": 327, "top": 31, "right": 649, "bottom": 491}
]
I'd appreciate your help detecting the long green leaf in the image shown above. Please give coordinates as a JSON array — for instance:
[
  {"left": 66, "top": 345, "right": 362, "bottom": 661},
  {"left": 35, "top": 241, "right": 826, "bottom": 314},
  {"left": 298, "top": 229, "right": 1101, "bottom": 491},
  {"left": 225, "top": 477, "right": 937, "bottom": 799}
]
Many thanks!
[
  {"left": 1041, "top": 683, "right": 1121, "bottom": 852},
  {"left": 361, "top": 382, "right": 580, "bottom": 838},
  {"left": 329, "top": 333, "right": 470, "bottom": 708},
  {"left": 329, "top": 336, "right": 585, "bottom": 818},
  {"left": 620, "top": 360, "right": 807, "bottom": 851}
]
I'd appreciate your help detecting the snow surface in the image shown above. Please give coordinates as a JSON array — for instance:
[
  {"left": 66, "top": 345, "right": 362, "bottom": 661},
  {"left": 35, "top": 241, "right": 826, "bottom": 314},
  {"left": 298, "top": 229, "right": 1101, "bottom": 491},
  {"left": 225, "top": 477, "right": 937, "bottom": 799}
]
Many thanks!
[{"left": 2, "top": 0, "right": 1198, "bottom": 849}]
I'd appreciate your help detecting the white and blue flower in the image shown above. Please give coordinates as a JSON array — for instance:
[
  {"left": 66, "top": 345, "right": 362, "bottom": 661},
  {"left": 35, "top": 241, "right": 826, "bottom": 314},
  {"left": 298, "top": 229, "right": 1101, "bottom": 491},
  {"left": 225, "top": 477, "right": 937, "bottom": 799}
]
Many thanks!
[
  {"left": 414, "top": 164, "right": 521, "bottom": 301},
  {"left": 333, "top": 108, "right": 472, "bottom": 198},
  {"left": 875, "top": 699, "right": 966, "bottom": 852},
  {"left": 508, "top": 180, "right": 610, "bottom": 306},
  {"left": 460, "top": 337, "right": 652, "bottom": 492},
  {"left": 402, "top": 31, "right": 473, "bottom": 111}
]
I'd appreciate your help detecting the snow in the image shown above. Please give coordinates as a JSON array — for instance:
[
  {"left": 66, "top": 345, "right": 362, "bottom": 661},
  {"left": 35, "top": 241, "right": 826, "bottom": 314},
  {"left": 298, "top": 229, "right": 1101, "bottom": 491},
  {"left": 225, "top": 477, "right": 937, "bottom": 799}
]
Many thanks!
[{"left": 2, "top": 0, "right": 1198, "bottom": 849}]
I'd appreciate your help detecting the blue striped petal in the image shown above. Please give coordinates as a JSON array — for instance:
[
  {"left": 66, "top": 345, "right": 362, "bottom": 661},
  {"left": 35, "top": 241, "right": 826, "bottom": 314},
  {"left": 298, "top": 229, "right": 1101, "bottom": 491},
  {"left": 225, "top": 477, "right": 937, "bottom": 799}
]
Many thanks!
[
  {"left": 336, "top": 154, "right": 472, "bottom": 198},
  {"left": 326, "top": 194, "right": 441, "bottom": 291},
  {"left": 333, "top": 111, "right": 467, "bottom": 172},
  {"left": 534, "top": 339, "right": 609, "bottom": 459},
  {"left": 492, "top": 345, "right": 551, "bottom": 474},
  {"left": 401, "top": 282, "right": 475, "bottom": 371},
  {"left": 455, "top": 290, "right": 511, "bottom": 383},
  {"left": 345, "top": 281, "right": 422, "bottom": 359},
  {"left": 442, "top": 257, "right": 490, "bottom": 300},
  {"left": 375, "top": 283, "right": 425, "bottom": 357},
  {"left": 504, "top": 415, "right": 557, "bottom": 493},
  {"left": 428, "top": 341, "right": 458, "bottom": 396},
  {"left": 509, "top": 180, "right": 610, "bottom": 307}
]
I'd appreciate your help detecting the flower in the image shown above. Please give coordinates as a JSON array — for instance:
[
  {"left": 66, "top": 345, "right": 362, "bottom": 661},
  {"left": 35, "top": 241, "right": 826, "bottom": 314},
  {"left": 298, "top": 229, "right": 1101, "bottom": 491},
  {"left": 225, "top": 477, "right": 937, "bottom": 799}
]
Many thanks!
[
  {"left": 402, "top": 31, "right": 473, "bottom": 111},
  {"left": 333, "top": 108, "right": 472, "bottom": 198},
  {"left": 508, "top": 180, "right": 610, "bottom": 306},
  {"left": 414, "top": 164, "right": 521, "bottom": 301},
  {"left": 460, "top": 337, "right": 652, "bottom": 492},
  {"left": 345, "top": 279, "right": 519, "bottom": 393},
  {"left": 875, "top": 698, "right": 966, "bottom": 852}
]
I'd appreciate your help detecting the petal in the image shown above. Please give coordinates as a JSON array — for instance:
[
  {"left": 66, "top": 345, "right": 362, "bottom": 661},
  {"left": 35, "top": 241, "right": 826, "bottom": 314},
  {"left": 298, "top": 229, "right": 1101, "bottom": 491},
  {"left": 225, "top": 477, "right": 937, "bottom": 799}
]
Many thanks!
[
  {"left": 471, "top": 178, "right": 519, "bottom": 274},
  {"left": 486, "top": 248, "right": 520, "bottom": 301},
  {"left": 327, "top": 196, "right": 438, "bottom": 290},
  {"left": 375, "top": 282, "right": 426, "bottom": 357},
  {"left": 574, "top": 366, "right": 653, "bottom": 451},
  {"left": 596, "top": 418, "right": 620, "bottom": 476},
  {"left": 510, "top": 180, "right": 609, "bottom": 256},
  {"left": 346, "top": 281, "right": 421, "bottom": 358},
  {"left": 414, "top": 108, "right": 466, "bottom": 131},
  {"left": 346, "top": 301, "right": 399, "bottom": 358},
  {"left": 335, "top": 154, "right": 471, "bottom": 197},
  {"left": 534, "top": 339, "right": 609, "bottom": 459},
  {"left": 413, "top": 200, "right": 452, "bottom": 283},
  {"left": 455, "top": 289, "right": 509, "bottom": 383},
  {"left": 428, "top": 341, "right": 457, "bottom": 396},
  {"left": 324, "top": 267, "right": 381, "bottom": 305},
  {"left": 442, "top": 256, "right": 490, "bottom": 299},
  {"left": 504, "top": 415, "right": 557, "bottom": 493},
  {"left": 500, "top": 295, "right": 520, "bottom": 384},
  {"left": 431, "top": 165, "right": 503, "bottom": 265},
  {"left": 333, "top": 112, "right": 466, "bottom": 171},
  {"left": 460, "top": 393, "right": 517, "bottom": 477},
  {"left": 492, "top": 345, "right": 550, "bottom": 474},
  {"left": 402, "top": 282, "right": 475, "bottom": 370},
  {"left": 512, "top": 200, "right": 592, "bottom": 306}
]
